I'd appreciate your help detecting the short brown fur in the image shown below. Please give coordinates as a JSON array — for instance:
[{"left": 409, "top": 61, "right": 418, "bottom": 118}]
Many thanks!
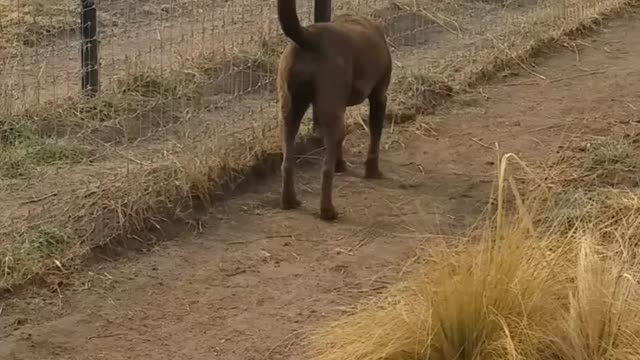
[{"left": 276, "top": 0, "right": 392, "bottom": 221}]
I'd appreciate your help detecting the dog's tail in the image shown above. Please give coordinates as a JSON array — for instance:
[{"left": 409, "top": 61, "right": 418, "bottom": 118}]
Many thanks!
[{"left": 277, "top": 0, "right": 313, "bottom": 49}]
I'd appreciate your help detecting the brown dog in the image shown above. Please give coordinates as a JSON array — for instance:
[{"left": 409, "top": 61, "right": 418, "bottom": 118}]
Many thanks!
[{"left": 277, "top": 0, "right": 392, "bottom": 221}]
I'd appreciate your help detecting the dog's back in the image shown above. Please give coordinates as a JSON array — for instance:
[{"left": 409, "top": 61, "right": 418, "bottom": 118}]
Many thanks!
[
  {"left": 291, "top": 15, "right": 388, "bottom": 58},
  {"left": 327, "top": 15, "right": 391, "bottom": 104},
  {"left": 330, "top": 14, "right": 387, "bottom": 43}
]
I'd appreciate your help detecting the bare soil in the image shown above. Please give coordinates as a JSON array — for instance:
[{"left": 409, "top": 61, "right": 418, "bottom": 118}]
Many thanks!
[{"left": 2, "top": 14, "right": 640, "bottom": 360}]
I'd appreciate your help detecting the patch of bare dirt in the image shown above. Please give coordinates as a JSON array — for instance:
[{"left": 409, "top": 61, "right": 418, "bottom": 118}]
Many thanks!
[{"left": 2, "top": 14, "right": 640, "bottom": 360}]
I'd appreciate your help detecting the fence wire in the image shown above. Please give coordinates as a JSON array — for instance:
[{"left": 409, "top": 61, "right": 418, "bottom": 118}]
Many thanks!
[{"left": 0, "top": 0, "right": 627, "bottom": 119}]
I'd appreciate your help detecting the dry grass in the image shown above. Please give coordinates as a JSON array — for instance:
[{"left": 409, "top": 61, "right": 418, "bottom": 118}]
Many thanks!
[
  {"left": 523, "top": 136, "right": 640, "bottom": 249},
  {"left": 0, "top": 0, "right": 77, "bottom": 50},
  {"left": 0, "top": 137, "right": 95, "bottom": 180},
  {"left": 0, "top": 123, "right": 285, "bottom": 287},
  {"left": 0, "top": 0, "right": 221, "bottom": 52},
  {"left": 1, "top": 37, "right": 281, "bottom": 140},
  {"left": 303, "top": 144, "right": 640, "bottom": 360},
  {"left": 0, "top": 0, "right": 636, "bottom": 292}
]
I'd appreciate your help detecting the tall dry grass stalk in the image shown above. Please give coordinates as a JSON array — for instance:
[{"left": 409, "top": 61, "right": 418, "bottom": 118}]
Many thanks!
[{"left": 305, "top": 153, "right": 640, "bottom": 360}]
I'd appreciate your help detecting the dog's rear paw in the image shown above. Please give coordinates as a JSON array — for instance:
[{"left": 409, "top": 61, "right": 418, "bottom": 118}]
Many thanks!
[
  {"left": 281, "top": 197, "right": 302, "bottom": 210},
  {"left": 365, "top": 168, "right": 384, "bottom": 179},
  {"left": 320, "top": 206, "right": 338, "bottom": 221},
  {"left": 335, "top": 159, "right": 347, "bottom": 173}
]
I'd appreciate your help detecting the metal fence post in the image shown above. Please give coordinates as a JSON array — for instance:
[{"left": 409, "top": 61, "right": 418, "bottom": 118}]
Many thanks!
[
  {"left": 81, "top": 0, "right": 99, "bottom": 97},
  {"left": 314, "top": 0, "right": 331, "bottom": 23}
]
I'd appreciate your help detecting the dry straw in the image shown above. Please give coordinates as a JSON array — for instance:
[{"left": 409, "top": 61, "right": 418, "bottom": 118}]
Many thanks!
[{"left": 304, "top": 143, "right": 640, "bottom": 360}]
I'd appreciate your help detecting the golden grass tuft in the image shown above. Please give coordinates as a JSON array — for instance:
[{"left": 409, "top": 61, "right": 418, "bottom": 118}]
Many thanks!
[{"left": 304, "top": 149, "right": 640, "bottom": 360}]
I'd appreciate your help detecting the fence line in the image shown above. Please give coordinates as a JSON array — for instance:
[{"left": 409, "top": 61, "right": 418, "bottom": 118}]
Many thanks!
[{"left": 0, "top": 0, "right": 625, "bottom": 116}]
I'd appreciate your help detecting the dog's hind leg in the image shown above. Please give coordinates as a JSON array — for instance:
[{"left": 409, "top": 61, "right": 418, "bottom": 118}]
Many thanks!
[
  {"left": 315, "top": 101, "right": 346, "bottom": 174},
  {"left": 335, "top": 138, "right": 347, "bottom": 174},
  {"left": 364, "top": 80, "right": 389, "bottom": 179},
  {"left": 316, "top": 104, "right": 346, "bottom": 221},
  {"left": 280, "top": 92, "right": 310, "bottom": 210}
]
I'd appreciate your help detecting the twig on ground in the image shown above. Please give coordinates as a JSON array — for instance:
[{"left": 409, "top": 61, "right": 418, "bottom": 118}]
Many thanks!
[
  {"left": 471, "top": 137, "right": 496, "bottom": 150},
  {"left": 563, "top": 41, "right": 581, "bottom": 65},
  {"left": 87, "top": 333, "right": 126, "bottom": 340},
  {"left": 548, "top": 70, "right": 605, "bottom": 83},
  {"left": 19, "top": 192, "right": 58, "bottom": 205},
  {"left": 528, "top": 124, "right": 566, "bottom": 133},
  {"left": 265, "top": 234, "right": 294, "bottom": 239},
  {"left": 419, "top": 9, "right": 461, "bottom": 36},
  {"left": 502, "top": 80, "right": 543, "bottom": 87},
  {"left": 503, "top": 70, "right": 604, "bottom": 87},
  {"left": 355, "top": 114, "right": 369, "bottom": 133},
  {"left": 418, "top": 122, "right": 438, "bottom": 137}
]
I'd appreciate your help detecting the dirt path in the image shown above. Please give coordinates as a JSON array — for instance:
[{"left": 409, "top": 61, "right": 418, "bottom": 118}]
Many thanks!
[{"left": 1, "top": 15, "right": 640, "bottom": 360}]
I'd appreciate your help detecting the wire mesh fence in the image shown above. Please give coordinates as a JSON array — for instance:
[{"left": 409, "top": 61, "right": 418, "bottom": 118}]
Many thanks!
[{"left": 0, "top": 0, "right": 627, "bottom": 118}]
